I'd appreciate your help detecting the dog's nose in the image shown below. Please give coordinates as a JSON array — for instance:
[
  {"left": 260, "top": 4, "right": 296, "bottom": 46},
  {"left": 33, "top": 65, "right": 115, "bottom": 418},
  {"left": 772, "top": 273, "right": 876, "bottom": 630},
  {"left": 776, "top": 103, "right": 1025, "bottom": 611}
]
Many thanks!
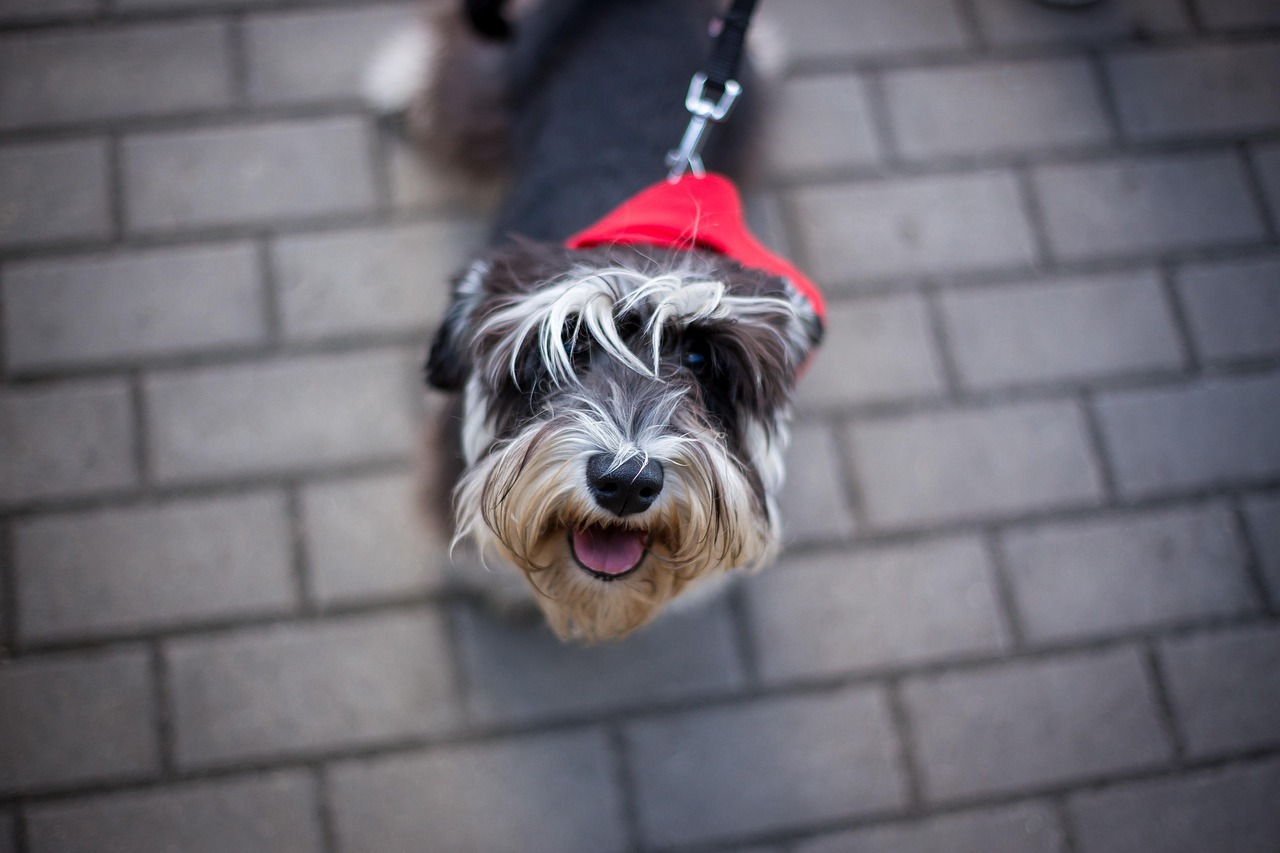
[{"left": 586, "top": 453, "right": 664, "bottom": 516}]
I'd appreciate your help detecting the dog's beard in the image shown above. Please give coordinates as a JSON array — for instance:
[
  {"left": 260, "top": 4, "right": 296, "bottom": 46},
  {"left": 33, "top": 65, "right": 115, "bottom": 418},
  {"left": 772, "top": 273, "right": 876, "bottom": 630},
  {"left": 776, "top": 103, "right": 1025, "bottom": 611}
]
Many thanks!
[{"left": 453, "top": 396, "right": 779, "bottom": 642}]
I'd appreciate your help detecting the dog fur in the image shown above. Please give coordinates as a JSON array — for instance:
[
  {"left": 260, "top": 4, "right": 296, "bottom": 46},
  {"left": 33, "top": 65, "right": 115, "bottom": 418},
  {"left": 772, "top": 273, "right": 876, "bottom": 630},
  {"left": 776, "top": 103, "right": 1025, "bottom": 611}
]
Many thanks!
[{"left": 371, "top": 0, "right": 822, "bottom": 641}]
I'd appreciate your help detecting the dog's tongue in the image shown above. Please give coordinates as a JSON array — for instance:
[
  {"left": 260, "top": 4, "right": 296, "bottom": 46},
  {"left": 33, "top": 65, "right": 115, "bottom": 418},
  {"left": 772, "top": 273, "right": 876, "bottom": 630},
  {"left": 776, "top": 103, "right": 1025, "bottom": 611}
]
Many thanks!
[{"left": 572, "top": 526, "right": 647, "bottom": 575}]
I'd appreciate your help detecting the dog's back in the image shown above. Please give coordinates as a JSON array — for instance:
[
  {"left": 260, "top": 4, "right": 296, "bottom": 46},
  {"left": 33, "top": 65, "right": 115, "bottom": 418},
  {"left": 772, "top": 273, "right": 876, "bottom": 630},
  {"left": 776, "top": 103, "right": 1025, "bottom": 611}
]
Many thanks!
[{"left": 400, "top": 0, "right": 753, "bottom": 243}]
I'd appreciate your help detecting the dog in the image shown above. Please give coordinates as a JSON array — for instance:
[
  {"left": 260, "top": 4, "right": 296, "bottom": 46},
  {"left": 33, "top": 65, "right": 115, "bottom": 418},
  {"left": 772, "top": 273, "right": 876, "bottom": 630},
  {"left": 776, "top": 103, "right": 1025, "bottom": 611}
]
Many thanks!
[{"left": 367, "top": 0, "right": 825, "bottom": 641}]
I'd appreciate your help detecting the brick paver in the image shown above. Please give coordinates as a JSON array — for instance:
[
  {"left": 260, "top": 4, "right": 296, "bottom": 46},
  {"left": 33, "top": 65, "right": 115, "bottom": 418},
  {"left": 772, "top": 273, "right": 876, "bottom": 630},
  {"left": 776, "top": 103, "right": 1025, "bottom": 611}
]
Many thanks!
[
  {"left": 14, "top": 492, "right": 295, "bottom": 642},
  {"left": 940, "top": 271, "right": 1184, "bottom": 389},
  {"left": 626, "top": 688, "right": 905, "bottom": 847},
  {"left": 165, "top": 611, "right": 457, "bottom": 768},
  {"left": 795, "top": 801, "right": 1066, "bottom": 853},
  {"left": 0, "top": 139, "right": 111, "bottom": 249},
  {"left": 25, "top": 773, "right": 324, "bottom": 853},
  {"left": 1069, "top": 759, "right": 1280, "bottom": 853},
  {"left": 1000, "top": 504, "right": 1257, "bottom": 642},
  {"left": 1159, "top": 624, "right": 1280, "bottom": 758},
  {"left": 328, "top": 731, "right": 627, "bottom": 853},
  {"left": 3, "top": 0, "right": 1278, "bottom": 848},
  {"left": 0, "top": 380, "right": 137, "bottom": 507},
  {"left": 903, "top": 647, "right": 1172, "bottom": 801},
  {"left": 3, "top": 243, "right": 266, "bottom": 372},
  {"left": 747, "top": 537, "right": 1007, "bottom": 682},
  {"left": 884, "top": 58, "right": 1111, "bottom": 160},
  {"left": 1175, "top": 255, "right": 1280, "bottom": 363},
  {"left": 0, "top": 648, "right": 158, "bottom": 794}
]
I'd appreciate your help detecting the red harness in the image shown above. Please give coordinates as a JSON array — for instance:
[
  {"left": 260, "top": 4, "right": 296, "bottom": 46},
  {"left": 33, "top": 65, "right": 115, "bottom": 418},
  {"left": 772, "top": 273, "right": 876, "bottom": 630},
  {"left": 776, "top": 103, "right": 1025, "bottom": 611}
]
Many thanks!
[{"left": 565, "top": 174, "right": 826, "bottom": 322}]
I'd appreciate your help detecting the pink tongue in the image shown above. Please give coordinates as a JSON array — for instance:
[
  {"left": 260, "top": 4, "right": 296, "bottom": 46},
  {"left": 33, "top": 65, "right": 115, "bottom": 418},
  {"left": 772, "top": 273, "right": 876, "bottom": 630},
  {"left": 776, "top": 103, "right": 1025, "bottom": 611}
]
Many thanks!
[{"left": 572, "top": 526, "right": 647, "bottom": 575}]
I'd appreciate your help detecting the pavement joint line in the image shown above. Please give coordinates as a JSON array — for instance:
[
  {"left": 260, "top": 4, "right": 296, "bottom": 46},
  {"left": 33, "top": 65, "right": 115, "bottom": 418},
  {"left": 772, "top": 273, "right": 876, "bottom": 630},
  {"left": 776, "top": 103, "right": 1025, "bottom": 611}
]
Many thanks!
[
  {"left": 723, "top": 581, "right": 762, "bottom": 688},
  {"left": 1140, "top": 639, "right": 1187, "bottom": 762},
  {"left": 1088, "top": 48, "right": 1128, "bottom": 145},
  {"left": 1010, "top": 162, "right": 1059, "bottom": 270},
  {"left": 285, "top": 485, "right": 317, "bottom": 613},
  {"left": 606, "top": 725, "right": 645, "bottom": 853},
  {"left": 1229, "top": 497, "right": 1279, "bottom": 614},
  {"left": 920, "top": 287, "right": 966, "bottom": 399},
  {"left": 127, "top": 370, "right": 151, "bottom": 488},
  {"left": 9, "top": 609, "right": 1278, "bottom": 737},
  {"left": 952, "top": 0, "right": 986, "bottom": 54},
  {"left": 0, "top": 520, "right": 17, "bottom": 655},
  {"left": 440, "top": 601, "right": 477, "bottom": 732},
  {"left": 148, "top": 641, "right": 179, "bottom": 776},
  {"left": 1242, "top": 142, "right": 1280, "bottom": 241},
  {"left": 1078, "top": 390, "right": 1121, "bottom": 503},
  {"left": 226, "top": 10, "right": 250, "bottom": 105},
  {"left": 312, "top": 764, "right": 340, "bottom": 853},
  {"left": 823, "top": 412, "right": 871, "bottom": 531},
  {"left": 633, "top": 749, "right": 1280, "bottom": 853},
  {"left": 104, "top": 132, "right": 126, "bottom": 243},
  {"left": 255, "top": 236, "right": 285, "bottom": 344},
  {"left": 859, "top": 69, "right": 902, "bottom": 168},
  {"left": 885, "top": 679, "right": 926, "bottom": 810},
  {"left": 1156, "top": 259, "right": 1204, "bottom": 372},
  {"left": 982, "top": 527, "right": 1029, "bottom": 649}
]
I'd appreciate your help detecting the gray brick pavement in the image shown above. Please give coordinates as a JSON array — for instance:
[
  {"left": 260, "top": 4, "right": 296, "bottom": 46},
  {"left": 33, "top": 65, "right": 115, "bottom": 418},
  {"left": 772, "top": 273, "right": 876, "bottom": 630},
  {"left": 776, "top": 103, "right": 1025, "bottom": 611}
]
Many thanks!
[
  {"left": 0, "top": 380, "right": 137, "bottom": 507},
  {"left": 884, "top": 58, "right": 1111, "bottom": 160},
  {"left": 763, "top": 74, "right": 881, "bottom": 177},
  {"left": 1109, "top": 43, "right": 1280, "bottom": 142},
  {"left": 1096, "top": 371, "right": 1280, "bottom": 497},
  {"left": 1243, "top": 493, "right": 1280, "bottom": 601},
  {"left": 776, "top": 421, "right": 858, "bottom": 542},
  {"left": 847, "top": 400, "right": 1104, "bottom": 529},
  {"left": 3, "top": 243, "right": 266, "bottom": 372},
  {"left": 796, "top": 294, "right": 944, "bottom": 407},
  {"left": 166, "top": 611, "right": 457, "bottom": 768},
  {"left": 1033, "top": 151, "right": 1267, "bottom": 261},
  {"left": 273, "top": 221, "right": 480, "bottom": 341},
  {"left": 760, "top": 0, "right": 969, "bottom": 65},
  {"left": 145, "top": 349, "right": 418, "bottom": 483},
  {"left": 1159, "top": 624, "right": 1280, "bottom": 758},
  {"left": 25, "top": 772, "right": 324, "bottom": 853},
  {"left": 1193, "top": 0, "right": 1280, "bottom": 29},
  {"left": 0, "top": 21, "right": 233, "bottom": 130},
  {"left": 626, "top": 688, "right": 905, "bottom": 847},
  {"left": 327, "top": 731, "right": 627, "bottom": 853},
  {"left": 14, "top": 492, "right": 295, "bottom": 642},
  {"left": 968, "top": 0, "right": 1190, "bottom": 46},
  {"left": 123, "top": 118, "right": 377, "bottom": 233},
  {"left": 1176, "top": 255, "right": 1280, "bottom": 363},
  {"left": 456, "top": 598, "right": 745, "bottom": 726},
  {"left": 4, "top": 0, "right": 1280, "bottom": 848},
  {"left": 1000, "top": 504, "right": 1257, "bottom": 643},
  {"left": 0, "top": 140, "right": 111, "bottom": 249},
  {"left": 0, "top": 648, "right": 158, "bottom": 794},
  {"left": 747, "top": 537, "right": 1007, "bottom": 682},
  {"left": 300, "top": 472, "right": 448, "bottom": 604},
  {"left": 791, "top": 171, "right": 1038, "bottom": 284},
  {"left": 795, "top": 801, "right": 1066, "bottom": 853},
  {"left": 940, "top": 271, "right": 1184, "bottom": 389},
  {"left": 903, "top": 647, "right": 1172, "bottom": 801},
  {"left": 1069, "top": 759, "right": 1280, "bottom": 853}
]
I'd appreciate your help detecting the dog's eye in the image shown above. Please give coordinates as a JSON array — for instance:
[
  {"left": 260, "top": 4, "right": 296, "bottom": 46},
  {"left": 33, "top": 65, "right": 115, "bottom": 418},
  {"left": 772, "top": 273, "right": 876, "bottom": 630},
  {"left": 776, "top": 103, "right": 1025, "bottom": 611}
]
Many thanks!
[{"left": 683, "top": 347, "right": 708, "bottom": 373}]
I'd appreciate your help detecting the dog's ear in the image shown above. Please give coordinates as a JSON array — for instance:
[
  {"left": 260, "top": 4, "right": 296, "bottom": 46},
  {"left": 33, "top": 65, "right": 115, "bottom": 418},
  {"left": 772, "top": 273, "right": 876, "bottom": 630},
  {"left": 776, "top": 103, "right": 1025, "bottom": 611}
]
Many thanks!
[{"left": 425, "top": 260, "right": 489, "bottom": 391}]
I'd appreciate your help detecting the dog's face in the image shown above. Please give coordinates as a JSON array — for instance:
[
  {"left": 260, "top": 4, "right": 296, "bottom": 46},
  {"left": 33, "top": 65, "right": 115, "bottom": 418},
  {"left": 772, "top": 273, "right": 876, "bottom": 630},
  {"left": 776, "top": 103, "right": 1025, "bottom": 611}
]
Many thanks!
[{"left": 428, "top": 243, "right": 822, "bottom": 641}]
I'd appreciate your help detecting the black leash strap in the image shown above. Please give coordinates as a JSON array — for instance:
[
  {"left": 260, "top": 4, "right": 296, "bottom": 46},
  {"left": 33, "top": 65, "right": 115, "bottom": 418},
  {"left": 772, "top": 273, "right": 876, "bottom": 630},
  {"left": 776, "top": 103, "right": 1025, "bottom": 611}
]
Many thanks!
[{"left": 666, "top": 0, "right": 759, "bottom": 181}]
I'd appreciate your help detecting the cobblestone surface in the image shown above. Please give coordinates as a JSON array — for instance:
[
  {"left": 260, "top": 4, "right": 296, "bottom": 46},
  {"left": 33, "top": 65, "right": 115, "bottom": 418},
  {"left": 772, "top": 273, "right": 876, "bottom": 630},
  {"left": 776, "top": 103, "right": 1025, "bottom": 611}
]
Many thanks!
[{"left": 2, "top": 0, "right": 1278, "bottom": 850}]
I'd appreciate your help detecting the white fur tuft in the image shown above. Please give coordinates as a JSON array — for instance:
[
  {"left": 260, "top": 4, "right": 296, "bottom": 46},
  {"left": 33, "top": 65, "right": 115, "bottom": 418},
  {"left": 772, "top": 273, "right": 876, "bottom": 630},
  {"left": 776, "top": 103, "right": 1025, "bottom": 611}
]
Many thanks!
[{"left": 362, "top": 25, "right": 437, "bottom": 115}]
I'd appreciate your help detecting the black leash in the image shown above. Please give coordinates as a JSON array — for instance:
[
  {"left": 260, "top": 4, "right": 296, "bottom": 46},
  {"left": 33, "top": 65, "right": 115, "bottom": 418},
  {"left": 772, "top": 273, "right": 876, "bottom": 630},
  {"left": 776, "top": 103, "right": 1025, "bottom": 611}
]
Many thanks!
[{"left": 666, "top": 0, "right": 759, "bottom": 181}]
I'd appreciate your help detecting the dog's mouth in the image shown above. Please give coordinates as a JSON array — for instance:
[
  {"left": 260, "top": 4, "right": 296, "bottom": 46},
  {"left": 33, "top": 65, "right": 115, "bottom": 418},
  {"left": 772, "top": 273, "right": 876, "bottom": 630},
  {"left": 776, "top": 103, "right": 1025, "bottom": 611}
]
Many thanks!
[{"left": 569, "top": 525, "right": 649, "bottom": 581}]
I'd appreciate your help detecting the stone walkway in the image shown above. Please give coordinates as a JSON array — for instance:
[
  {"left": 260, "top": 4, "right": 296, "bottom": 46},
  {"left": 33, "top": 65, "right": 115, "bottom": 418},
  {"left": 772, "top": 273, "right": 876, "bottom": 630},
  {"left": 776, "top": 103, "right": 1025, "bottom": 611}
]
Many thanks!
[{"left": 3, "top": 0, "right": 1280, "bottom": 851}]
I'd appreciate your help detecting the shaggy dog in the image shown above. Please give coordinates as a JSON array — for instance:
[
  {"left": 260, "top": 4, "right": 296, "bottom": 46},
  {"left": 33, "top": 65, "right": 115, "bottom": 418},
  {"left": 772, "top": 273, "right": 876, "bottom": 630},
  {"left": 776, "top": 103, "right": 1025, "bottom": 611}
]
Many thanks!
[{"left": 367, "top": 0, "right": 824, "bottom": 641}]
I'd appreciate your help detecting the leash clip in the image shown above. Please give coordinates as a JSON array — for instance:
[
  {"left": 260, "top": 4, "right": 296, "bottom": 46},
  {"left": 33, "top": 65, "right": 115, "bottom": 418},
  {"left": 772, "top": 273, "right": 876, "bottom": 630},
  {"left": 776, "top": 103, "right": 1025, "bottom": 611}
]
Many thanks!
[{"left": 666, "top": 72, "right": 741, "bottom": 182}]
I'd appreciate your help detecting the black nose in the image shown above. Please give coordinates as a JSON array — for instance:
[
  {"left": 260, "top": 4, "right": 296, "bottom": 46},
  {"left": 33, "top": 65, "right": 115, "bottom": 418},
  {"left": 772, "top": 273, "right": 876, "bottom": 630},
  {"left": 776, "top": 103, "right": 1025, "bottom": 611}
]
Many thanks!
[{"left": 586, "top": 453, "right": 664, "bottom": 516}]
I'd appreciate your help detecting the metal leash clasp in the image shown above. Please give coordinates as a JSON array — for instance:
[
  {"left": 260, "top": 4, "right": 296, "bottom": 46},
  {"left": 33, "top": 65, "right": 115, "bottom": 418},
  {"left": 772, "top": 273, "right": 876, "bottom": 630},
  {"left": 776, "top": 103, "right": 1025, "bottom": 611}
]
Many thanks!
[{"left": 666, "top": 72, "right": 741, "bottom": 182}]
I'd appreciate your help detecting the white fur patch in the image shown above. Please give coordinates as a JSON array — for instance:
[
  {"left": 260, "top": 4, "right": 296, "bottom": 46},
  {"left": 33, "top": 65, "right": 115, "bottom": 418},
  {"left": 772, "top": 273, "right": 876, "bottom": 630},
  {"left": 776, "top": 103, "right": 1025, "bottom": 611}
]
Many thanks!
[
  {"left": 479, "top": 264, "right": 801, "bottom": 389},
  {"left": 362, "top": 25, "right": 436, "bottom": 115}
]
